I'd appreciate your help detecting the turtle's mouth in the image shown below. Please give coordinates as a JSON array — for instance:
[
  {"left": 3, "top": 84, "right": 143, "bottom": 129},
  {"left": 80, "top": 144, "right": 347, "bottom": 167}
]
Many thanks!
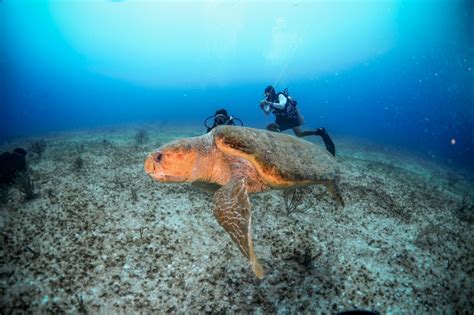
[
  {"left": 144, "top": 155, "right": 157, "bottom": 175},
  {"left": 148, "top": 172, "right": 187, "bottom": 183}
]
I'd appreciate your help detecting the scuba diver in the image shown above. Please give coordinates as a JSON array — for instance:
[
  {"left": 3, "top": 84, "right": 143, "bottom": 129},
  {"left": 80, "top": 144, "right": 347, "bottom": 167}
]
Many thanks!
[
  {"left": 204, "top": 108, "right": 243, "bottom": 133},
  {"left": 0, "top": 148, "right": 27, "bottom": 185},
  {"left": 259, "top": 85, "right": 336, "bottom": 156}
]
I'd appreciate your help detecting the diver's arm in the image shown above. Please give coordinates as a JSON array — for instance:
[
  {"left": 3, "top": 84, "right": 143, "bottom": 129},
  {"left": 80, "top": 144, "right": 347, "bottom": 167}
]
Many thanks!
[{"left": 264, "top": 94, "right": 287, "bottom": 110}]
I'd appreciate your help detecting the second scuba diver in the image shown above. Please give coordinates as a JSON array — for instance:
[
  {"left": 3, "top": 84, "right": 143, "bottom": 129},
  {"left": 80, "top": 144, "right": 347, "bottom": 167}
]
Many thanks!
[{"left": 204, "top": 108, "right": 243, "bottom": 133}]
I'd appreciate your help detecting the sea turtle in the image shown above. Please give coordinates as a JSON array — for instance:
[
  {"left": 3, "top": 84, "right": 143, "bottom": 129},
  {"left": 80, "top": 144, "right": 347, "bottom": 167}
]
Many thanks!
[{"left": 144, "top": 125, "right": 344, "bottom": 278}]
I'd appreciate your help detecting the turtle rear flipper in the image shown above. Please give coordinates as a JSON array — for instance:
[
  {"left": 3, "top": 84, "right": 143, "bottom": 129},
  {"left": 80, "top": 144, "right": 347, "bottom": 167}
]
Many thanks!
[
  {"left": 213, "top": 179, "right": 264, "bottom": 279},
  {"left": 326, "top": 178, "right": 345, "bottom": 208}
]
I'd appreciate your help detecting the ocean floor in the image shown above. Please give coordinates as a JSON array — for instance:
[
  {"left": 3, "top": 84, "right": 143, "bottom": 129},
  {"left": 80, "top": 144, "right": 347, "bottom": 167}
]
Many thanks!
[{"left": 1, "top": 123, "right": 473, "bottom": 314}]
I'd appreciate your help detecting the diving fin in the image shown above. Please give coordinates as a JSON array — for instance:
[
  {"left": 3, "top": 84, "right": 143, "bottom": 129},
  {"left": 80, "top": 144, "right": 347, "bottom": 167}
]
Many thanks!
[
  {"left": 316, "top": 128, "right": 336, "bottom": 156},
  {"left": 322, "top": 132, "right": 336, "bottom": 156}
]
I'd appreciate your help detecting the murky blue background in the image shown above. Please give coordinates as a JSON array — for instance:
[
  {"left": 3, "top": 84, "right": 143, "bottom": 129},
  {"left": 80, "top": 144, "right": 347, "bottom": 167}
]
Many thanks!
[{"left": 1, "top": 0, "right": 473, "bottom": 170}]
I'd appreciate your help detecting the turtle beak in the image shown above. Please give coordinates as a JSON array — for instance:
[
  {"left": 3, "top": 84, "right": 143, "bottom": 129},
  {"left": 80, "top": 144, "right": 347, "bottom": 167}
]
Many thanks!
[{"left": 144, "top": 154, "right": 157, "bottom": 175}]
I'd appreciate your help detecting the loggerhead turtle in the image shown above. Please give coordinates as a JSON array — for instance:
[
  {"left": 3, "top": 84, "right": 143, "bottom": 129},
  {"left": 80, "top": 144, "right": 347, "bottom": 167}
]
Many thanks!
[{"left": 144, "top": 125, "right": 344, "bottom": 278}]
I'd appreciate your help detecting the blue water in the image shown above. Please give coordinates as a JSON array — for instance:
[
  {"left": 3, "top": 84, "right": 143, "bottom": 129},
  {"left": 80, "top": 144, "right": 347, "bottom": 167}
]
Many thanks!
[{"left": 1, "top": 0, "right": 473, "bottom": 171}]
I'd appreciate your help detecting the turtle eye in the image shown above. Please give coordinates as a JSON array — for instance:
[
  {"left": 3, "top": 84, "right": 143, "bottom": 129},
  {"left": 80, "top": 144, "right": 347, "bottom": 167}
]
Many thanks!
[{"left": 153, "top": 152, "right": 163, "bottom": 163}]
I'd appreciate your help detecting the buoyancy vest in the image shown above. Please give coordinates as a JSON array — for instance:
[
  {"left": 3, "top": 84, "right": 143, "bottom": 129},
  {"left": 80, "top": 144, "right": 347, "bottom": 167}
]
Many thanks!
[{"left": 272, "top": 91, "right": 298, "bottom": 119}]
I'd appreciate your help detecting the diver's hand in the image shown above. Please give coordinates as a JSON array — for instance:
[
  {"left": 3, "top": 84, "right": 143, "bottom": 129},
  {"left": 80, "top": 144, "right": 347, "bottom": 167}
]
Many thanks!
[
  {"left": 260, "top": 100, "right": 272, "bottom": 108},
  {"left": 260, "top": 100, "right": 271, "bottom": 115}
]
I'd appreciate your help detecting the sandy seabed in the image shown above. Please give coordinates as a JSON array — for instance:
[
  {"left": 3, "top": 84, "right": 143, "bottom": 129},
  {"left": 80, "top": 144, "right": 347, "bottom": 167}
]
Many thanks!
[{"left": 0, "top": 123, "right": 473, "bottom": 314}]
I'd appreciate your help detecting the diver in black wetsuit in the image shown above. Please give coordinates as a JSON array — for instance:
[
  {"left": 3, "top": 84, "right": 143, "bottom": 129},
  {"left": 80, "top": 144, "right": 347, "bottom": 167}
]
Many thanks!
[
  {"left": 259, "top": 85, "right": 336, "bottom": 156},
  {"left": 204, "top": 108, "right": 243, "bottom": 133}
]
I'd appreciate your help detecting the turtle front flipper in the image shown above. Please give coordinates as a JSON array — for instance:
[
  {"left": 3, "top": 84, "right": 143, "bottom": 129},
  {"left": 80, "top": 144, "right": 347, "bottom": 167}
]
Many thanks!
[{"left": 213, "top": 179, "right": 264, "bottom": 279}]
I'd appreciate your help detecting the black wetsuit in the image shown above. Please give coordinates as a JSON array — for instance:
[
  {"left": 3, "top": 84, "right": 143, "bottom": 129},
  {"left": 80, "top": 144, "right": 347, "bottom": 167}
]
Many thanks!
[{"left": 268, "top": 93, "right": 304, "bottom": 131}]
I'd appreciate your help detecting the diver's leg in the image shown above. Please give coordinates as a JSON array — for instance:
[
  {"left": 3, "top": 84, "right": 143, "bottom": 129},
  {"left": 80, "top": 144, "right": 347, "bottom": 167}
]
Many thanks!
[
  {"left": 293, "top": 126, "right": 336, "bottom": 156},
  {"left": 292, "top": 126, "right": 315, "bottom": 137},
  {"left": 267, "top": 123, "right": 281, "bottom": 132}
]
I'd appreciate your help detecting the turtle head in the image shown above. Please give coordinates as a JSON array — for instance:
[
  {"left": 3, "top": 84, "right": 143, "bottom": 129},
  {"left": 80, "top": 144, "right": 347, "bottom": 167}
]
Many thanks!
[{"left": 144, "top": 139, "right": 197, "bottom": 183}]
